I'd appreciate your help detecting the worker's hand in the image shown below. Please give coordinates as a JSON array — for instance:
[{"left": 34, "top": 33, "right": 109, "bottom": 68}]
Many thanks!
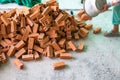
[{"left": 101, "top": 4, "right": 108, "bottom": 12}]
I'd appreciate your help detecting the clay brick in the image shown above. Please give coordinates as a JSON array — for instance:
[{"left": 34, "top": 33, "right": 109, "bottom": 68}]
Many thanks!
[
  {"left": 26, "top": 25, "right": 32, "bottom": 33},
  {"left": 66, "top": 31, "right": 72, "bottom": 40},
  {"left": 28, "top": 38, "right": 34, "bottom": 50},
  {"left": 77, "top": 9, "right": 85, "bottom": 18},
  {"left": 51, "top": 6, "right": 59, "bottom": 11},
  {"left": 33, "top": 45, "right": 43, "bottom": 53},
  {"left": 55, "top": 13, "right": 65, "bottom": 24},
  {"left": 1, "top": 15, "right": 9, "bottom": 26},
  {"left": 42, "top": 6, "right": 52, "bottom": 15},
  {"left": 57, "top": 31, "right": 65, "bottom": 37},
  {"left": 30, "top": 10, "right": 41, "bottom": 20},
  {"left": 39, "top": 15, "right": 50, "bottom": 24},
  {"left": 31, "top": 4, "right": 41, "bottom": 13},
  {"left": 15, "top": 48, "right": 26, "bottom": 58},
  {"left": 4, "top": 39, "right": 12, "bottom": 45},
  {"left": 11, "top": 20, "right": 16, "bottom": 33},
  {"left": 26, "top": 17, "right": 33, "bottom": 27},
  {"left": 78, "top": 31, "right": 87, "bottom": 38},
  {"left": 28, "top": 49, "right": 33, "bottom": 54},
  {"left": 20, "top": 28, "right": 27, "bottom": 35},
  {"left": 15, "top": 34, "right": 22, "bottom": 40},
  {"left": 41, "top": 36, "right": 50, "bottom": 44},
  {"left": 66, "top": 42, "right": 72, "bottom": 50},
  {"left": 51, "top": 41, "right": 61, "bottom": 51},
  {"left": 78, "top": 42, "right": 84, "bottom": 51},
  {"left": 84, "top": 24, "right": 93, "bottom": 30},
  {"left": 7, "top": 45, "right": 16, "bottom": 56},
  {"left": 74, "top": 32, "right": 80, "bottom": 40},
  {"left": 42, "top": 49, "right": 47, "bottom": 57},
  {"left": 60, "top": 53, "right": 72, "bottom": 59},
  {"left": 15, "top": 40, "right": 25, "bottom": 50},
  {"left": 0, "top": 34, "right": 2, "bottom": 41},
  {"left": 47, "top": 45, "right": 54, "bottom": 58},
  {"left": 1, "top": 53, "right": 7, "bottom": 63},
  {"left": 68, "top": 15, "right": 77, "bottom": 26},
  {"left": 46, "top": 30, "right": 58, "bottom": 38},
  {"left": 7, "top": 33, "right": 16, "bottom": 38},
  {"left": 38, "top": 33, "right": 45, "bottom": 40},
  {"left": 22, "top": 54, "right": 34, "bottom": 61},
  {"left": 22, "top": 30, "right": 29, "bottom": 41},
  {"left": 20, "top": 15, "right": 26, "bottom": 28},
  {"left": 29, "top": 33, "right": 39, "bottom": 38},
  {"left": 53, "top": 61, "right": 66, "bottom": 70},
  {"left": 1, "top": 47, "right": 9, "bottom": 53},
  {"left": 58, "top": 21, "right": 65, "bottom": 27},
  {"left": 80, "top": 28, "right": 89, "bottom": 34},
  {"left": 47, "top": 0, "right": 56, "bottom": 6},
  {"left": 1, "top": 24, "right": 6, "bottom": 35},
  {"left": 54, "top": 49, "right": 66, "bottom": 57},
  {"left": 14, "top": 59, "right": 23, "bottom": 69},
  {"left": 0, "top": 40, "right": 8, "bottom": 47},
  {"left": 68, "top": 41, "right": 77, "bottom": 51},
  {"left": 34, "top": 51, "right": 40, "bottom": 60},
  {"left": 33, "top": 23, "right": 38, "bottom": 33},
  {"left": 93, "top": 27, "right": 101, "bottom": 34},
  {"left": 58, "top": 38, "right": 66, "bottom": 48},
  {"left": 7, "top": 8, "right": 16, "bottom": 17}
]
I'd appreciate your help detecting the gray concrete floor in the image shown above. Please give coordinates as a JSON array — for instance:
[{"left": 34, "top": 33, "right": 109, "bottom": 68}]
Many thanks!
[{"left": 0, "top": 1, "right": 120, "bottom": 80}]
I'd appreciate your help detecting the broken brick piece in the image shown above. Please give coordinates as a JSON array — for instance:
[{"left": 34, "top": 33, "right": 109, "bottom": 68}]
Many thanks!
[
  {"left": 93, "top": 27, "right": 101, "bottom": 34},
  {"left": 68, "top": 41, "right": 77, "bottom": 51},
  {"left": 14, "top": 59, "right": 23, "bottom": 69},
  {"left": 15, "top": 40, "right": 25, "bottom": 50},
  {"left": 15, "top": 48, "right": 26, "bottom": 58},
  {"left": 60, "top": 53, "right": 72, "bottom": 59},
  {"left": 7, "top": 45, "right": 16, "bottom": 57},
  {"left": 53, "top": 61, "right": 66, "bottom": 70},
  {"left": 78, "top": 42, "right": 84, "bottom": 51}
]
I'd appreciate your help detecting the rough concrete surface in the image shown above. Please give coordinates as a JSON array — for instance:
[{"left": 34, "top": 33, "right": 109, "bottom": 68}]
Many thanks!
[{"left": 0, "top": 1, "right": 120, "bottom": 80}]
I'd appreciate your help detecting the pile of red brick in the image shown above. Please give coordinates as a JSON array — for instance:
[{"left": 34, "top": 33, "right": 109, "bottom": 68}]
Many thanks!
[{"left": 0, "top": 0, "right": 95, "bottom": 70}]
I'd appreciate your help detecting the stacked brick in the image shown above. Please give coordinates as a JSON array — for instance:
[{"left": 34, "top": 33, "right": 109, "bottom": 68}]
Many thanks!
[{"left": 0, "top": 0, "right": 92, "bottom": 69}]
